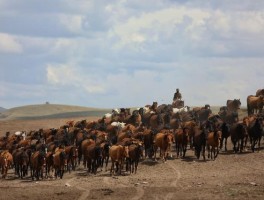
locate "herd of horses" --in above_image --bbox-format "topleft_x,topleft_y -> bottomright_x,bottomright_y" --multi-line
0,88 -> 263,180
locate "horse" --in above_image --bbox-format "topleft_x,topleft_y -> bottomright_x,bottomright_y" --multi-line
125,110 -> 142,127
248,116 -> 263,152
256,89 -> 264,97
84,143 -> 103,174
193,126 -> 206,160
30,150 -> 46,180
143,129 -> 155,159
218,110 -> 239,125
109,145 -> 129,175
149,113 -> 165,133
100,142 -> 111,171
65,145 -> 78,172
174,128 -> 190,158
206,131 -> 222,160
12,148 -> 30,179
0,150 -> 13,179
226,99 -> 241,112
53,149 -> 68,179
247,95 -> 264,115
182,120 -> 197,149
145,102 -> 158,112
153,132 -> 174,162
172,99 -> 184,108
45,151 -> 54,178
81,139 -> 96,167
230,122 -> 248,153
219,122 -> 231,151
156,104 -> 173,114
194,108 -> 212,125
126,142 -> 143,174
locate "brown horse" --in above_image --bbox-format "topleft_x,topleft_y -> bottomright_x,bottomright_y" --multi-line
66,120 -> 75,127
153,132 -> 174,162
0,150 -> 13,179
256,89 -> 264,97
12,148 -> 30,179
206,131 -> 222,160
226,99 -> 241,112
30,151 -> 46,180
65,145 -> 78,172
80,138 -> 95,166
45,151 -> 54,178
149,114 -> 165,133
126,142 -> 143,174
174,128 -> 190,158
125,110 -> 142,127
145,102 -> 158,112
247,95 -> 264,115
53,149 -> 68,179
109,145 -> 129,175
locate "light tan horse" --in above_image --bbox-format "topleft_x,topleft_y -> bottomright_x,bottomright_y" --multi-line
247,95 -> 264,115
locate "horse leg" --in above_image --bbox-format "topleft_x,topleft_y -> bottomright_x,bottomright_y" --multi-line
224,138 -> 228,152
176,143 -> 179,158
207,145 -> 210,159
258,137 -> 261,151
220,138 -> 223,150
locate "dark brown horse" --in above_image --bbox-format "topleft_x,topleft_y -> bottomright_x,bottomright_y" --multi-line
125,110 -> 142,127
174,128 -> 190,158
219,122 -> 231,151
226,99 -> 241,112
149,114 -> 165,133
248,116 -> 263,152
256,89 -> 264,97
193,126 -> 206,160
12,148 -> 30,179
230,122 -> 248,153
84,143 -> 103,174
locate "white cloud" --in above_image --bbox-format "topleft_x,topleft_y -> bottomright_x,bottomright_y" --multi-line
0,33 -> 23,53
59,14 -> 84,34
46,64 -> 105,93
109,6 -> 210,48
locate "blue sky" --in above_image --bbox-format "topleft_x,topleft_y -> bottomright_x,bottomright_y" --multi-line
0,0 -> 264,109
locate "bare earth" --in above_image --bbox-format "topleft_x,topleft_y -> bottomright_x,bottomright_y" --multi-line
0,117 -> 264,200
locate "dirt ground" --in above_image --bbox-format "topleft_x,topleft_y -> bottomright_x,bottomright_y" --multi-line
0,117 -> 264,200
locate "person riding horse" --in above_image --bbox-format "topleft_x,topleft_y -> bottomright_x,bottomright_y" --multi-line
173,88 -> 182,101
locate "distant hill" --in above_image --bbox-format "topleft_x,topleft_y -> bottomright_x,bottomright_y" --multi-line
0,104 -> 111,120
0,104 -> 248,120
0,107 -> 6,112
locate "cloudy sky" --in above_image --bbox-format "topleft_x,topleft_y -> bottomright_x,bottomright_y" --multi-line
0,0 -> 264,109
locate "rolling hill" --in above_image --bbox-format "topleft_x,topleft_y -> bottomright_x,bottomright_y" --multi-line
0,104 -> 111,120
0,103 -> 248,120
